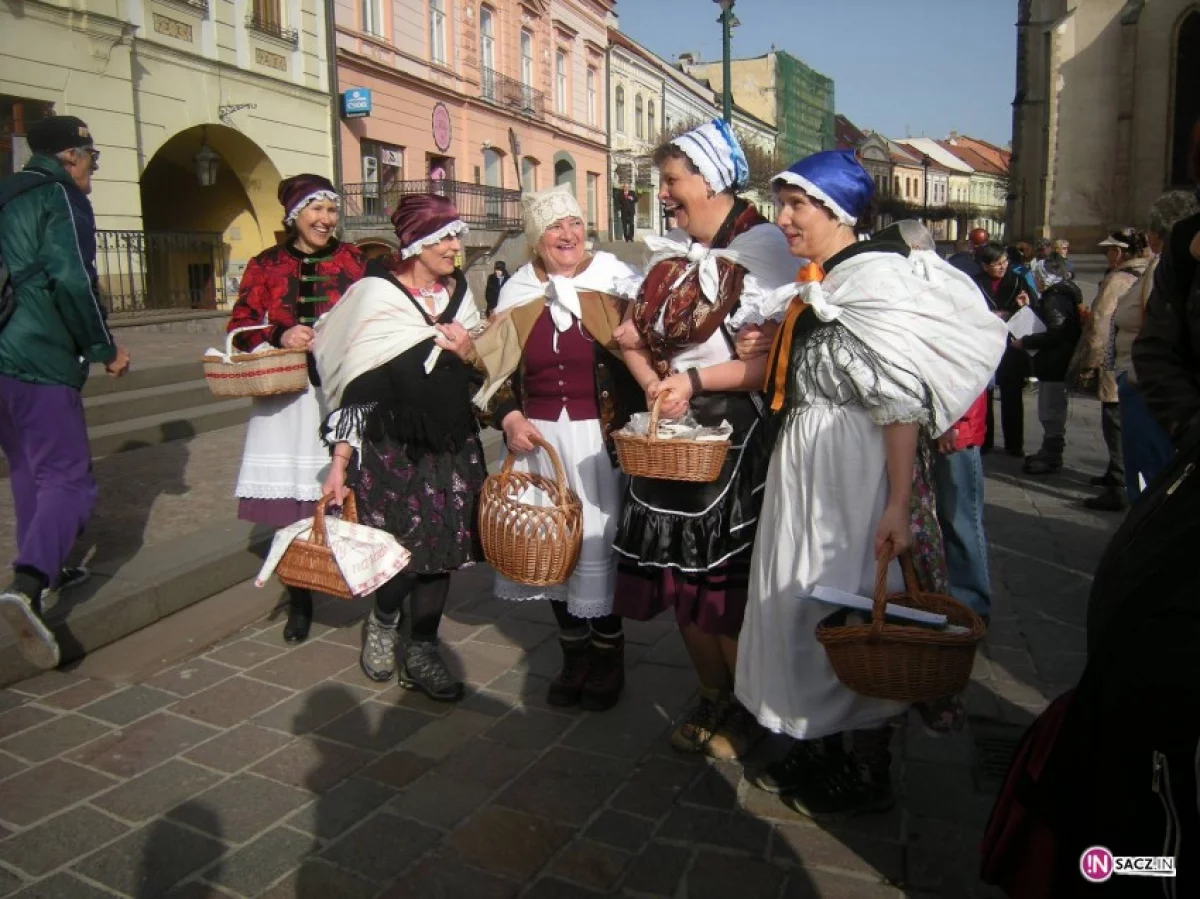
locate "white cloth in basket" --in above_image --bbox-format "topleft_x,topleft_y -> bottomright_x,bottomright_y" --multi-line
256,514 -> 412,597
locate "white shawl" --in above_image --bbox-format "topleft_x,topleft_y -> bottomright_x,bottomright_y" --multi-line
641,223 -> 799,307
493,251 -> 639,334
764,250 -> 1007,434
313,275 -> 481,409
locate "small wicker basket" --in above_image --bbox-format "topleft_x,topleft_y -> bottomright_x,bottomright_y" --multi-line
276,493 -> 358,600
203,323 -> 310,398
613,392 -> 731,483
479,437 -> 583,587
815,552 -> 986,703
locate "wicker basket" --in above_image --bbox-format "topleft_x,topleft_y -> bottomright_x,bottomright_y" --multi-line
479,437 -> 583,587
613,392 -> 731,483
203,324 -> 310,398
815,552 -> 986,702
276,493 -> 358,600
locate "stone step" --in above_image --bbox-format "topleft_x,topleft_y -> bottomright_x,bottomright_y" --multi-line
83,379 -> 219,428
82,360 -> 206,399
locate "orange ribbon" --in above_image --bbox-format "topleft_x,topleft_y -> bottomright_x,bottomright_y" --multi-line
765,261 -> 824,412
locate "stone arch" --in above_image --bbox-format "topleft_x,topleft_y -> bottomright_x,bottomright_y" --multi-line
1169,7 -> 1200,185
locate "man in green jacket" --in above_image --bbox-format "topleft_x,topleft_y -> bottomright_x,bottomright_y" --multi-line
0,115 -> 130,670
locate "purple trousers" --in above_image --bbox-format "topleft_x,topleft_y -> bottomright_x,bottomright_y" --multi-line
0,376 -> 96,581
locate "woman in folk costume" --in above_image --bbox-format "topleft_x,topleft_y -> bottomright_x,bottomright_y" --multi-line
735,151 -> 1006,818
315,194 -> 487,702
474,185 -> 642,711
610,119 -> 799,760
229,174 -> 365,644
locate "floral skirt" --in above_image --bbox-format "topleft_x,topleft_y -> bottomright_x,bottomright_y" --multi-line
352,432 -> 486,575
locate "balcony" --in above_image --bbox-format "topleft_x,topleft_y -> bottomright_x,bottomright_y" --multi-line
245,11 -> 299,45
480,67 -> 546,121
96,231 -> 230,313
342,180 -> 523,231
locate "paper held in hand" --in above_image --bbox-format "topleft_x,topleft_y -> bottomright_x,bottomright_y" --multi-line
1006,306 -> 1046,340
807,585 -> 950,628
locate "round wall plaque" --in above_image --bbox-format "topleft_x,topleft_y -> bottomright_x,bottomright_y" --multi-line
432,103 -> 452,152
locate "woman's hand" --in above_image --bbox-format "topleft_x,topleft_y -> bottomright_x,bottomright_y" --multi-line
935,429 -> 958,455
434,322 -> 475,361
873,503 -> 911,561
1015,291 -> 1030,308
501,411 -> 543,453
735,322 -> 779,360
613,320 -> 645,351
281,325 -> 315,350
323,456 -> 351,506
648,375 -> 691,419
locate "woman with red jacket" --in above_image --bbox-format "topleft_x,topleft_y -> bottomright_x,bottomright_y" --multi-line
228,174 -> 365,643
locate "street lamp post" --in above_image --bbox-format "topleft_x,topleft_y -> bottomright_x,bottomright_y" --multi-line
714,0 -> 735,124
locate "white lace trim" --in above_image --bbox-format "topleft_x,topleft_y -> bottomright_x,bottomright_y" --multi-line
235,484 -> 326,501
400,220 -> 469,259
494,581 -> 616,619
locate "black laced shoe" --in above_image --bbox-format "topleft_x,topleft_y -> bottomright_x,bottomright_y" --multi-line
399,640 -> 464,702
781,753 -> 896,821
751,738 -> 835,793
669,689 -> 729,753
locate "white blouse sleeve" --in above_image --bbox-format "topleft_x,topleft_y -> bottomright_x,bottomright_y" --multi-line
727,272 -> 791,331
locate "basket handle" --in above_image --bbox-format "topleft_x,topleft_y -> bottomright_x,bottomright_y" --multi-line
226,319 -> 274,357
869,546 -> 921,641
647,391 -> 664,442
500,435 -> 571,502
310,491 -> 358,548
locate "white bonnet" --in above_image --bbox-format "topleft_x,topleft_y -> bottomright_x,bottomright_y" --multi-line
522,185 -> 584,247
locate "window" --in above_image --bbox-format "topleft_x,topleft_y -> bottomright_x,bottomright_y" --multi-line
586,68 -> 597,126
522,156 -> 538,191
646,99 -> 655,139
252,0 -> 282,29
893,176 -> 900,194
479,7 -> 495,99
429,0 -> 446,65
615,86 -> 625,133
362,0 -> 381,36
635,95 -> 643,139
555,50 -> 567,114
520,29 -> 533,88
586,172 -> 599,228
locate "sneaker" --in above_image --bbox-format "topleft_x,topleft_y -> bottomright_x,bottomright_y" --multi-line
751,738 -> 838,794
0,589 -> 60,670
705,701 -> 765,760
399,640 -> 464,702
547,636 -> 591,707
360,614 -> 400,682
580,634 -> 625,712
670,689 -> 729,754
781,753 -> 895,821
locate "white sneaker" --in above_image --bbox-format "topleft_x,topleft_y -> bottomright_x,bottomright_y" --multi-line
0,590 -> 61,670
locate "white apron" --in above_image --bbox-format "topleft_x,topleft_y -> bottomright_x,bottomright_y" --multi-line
234,384 -> 330,503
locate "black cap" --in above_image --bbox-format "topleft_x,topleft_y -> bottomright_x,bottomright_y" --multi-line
27,116 -> 95,156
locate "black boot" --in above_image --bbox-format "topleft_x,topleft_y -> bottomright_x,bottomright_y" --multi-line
399,639 -> 464,702
282,589 -> 313,644
547,636 -> 591,707
580,633 -> 624,712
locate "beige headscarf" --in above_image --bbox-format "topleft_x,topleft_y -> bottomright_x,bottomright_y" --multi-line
521,185 -> 584,247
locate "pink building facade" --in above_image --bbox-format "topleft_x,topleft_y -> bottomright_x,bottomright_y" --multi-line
335,0 -> 612,242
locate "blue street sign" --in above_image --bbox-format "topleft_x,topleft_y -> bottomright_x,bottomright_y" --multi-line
342,88 -> 372,118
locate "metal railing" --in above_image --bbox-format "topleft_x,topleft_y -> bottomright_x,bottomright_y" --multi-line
96,230 -> 230,313
246,11 -> 298,44
342,180 -> 523,230
480,67 -> 545,120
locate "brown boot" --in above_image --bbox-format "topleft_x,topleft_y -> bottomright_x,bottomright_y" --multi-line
547,636 -> 591,707
705,701 -> 766,760
580,633 -> 625,712
670,687 -> 730,753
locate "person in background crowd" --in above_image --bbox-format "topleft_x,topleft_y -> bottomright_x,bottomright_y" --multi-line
317,195 -> 486,703
974,243 -> 1033,456
617,183 -> 639,243
0,115 -> 130,670
227,175 -> 365,644
611,119 -> 798,762
1051,238 -> 1075,277
484,260 -> 508,317
1019,256 -> 1083,475
946,226 -> 990,278
476,185 -> 642,711
1068,228 -> 1150,512
735,155 -> 1005,818
1008,242 -> 1039,297
1110,191 -> 1199,502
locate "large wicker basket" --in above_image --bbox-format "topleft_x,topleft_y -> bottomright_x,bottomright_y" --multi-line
203,324 -> 310,398
815,552 -> 986,702
613,392 -> 731,483
479,437 -> 583,587
276,493 -> 357,600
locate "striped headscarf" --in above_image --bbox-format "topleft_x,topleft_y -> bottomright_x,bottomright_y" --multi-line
669,119 -> 750,194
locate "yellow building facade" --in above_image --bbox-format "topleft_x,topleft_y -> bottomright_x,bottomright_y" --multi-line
1,0 -> 335,311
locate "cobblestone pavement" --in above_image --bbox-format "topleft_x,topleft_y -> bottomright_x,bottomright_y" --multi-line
0,395 -> 1122,899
